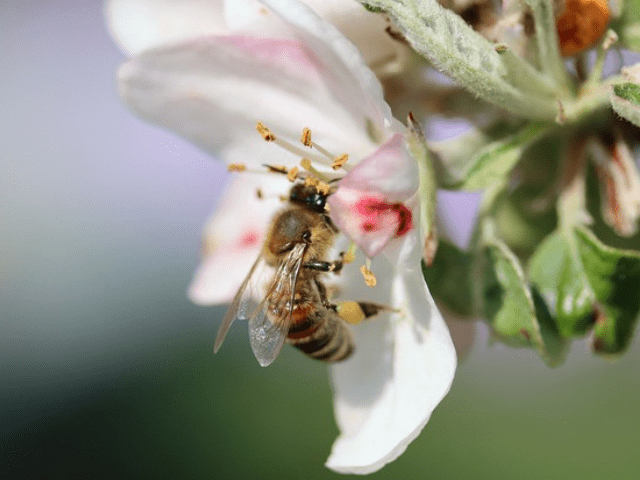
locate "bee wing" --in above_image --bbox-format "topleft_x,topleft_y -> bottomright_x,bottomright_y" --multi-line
214,253 -> 269,354
248,243 -> 307,367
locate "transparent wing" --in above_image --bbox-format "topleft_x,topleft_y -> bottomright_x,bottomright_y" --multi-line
248,243 -> 307,367
214,253 -> 270,353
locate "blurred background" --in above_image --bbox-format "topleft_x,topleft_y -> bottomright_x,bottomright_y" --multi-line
1,1 -> 639,479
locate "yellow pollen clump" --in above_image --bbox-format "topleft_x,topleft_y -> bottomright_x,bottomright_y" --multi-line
256,122 -> 276,141
332,154 -> 349,170
360,265 -> 377,287
227,163 -> 247,172
301,127 -> 312,147
287,166 -> 299,182
337,301 -> 365,325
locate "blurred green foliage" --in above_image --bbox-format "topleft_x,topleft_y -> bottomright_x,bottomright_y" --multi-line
2,317 -> 639,480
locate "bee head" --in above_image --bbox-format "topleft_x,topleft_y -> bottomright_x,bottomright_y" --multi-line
269,208 -> 316,254
289,183 -> 329,213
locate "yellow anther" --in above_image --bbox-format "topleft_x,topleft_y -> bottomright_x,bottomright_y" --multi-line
227,163 -> 247,172
287,166 -> 299,182
360,265 -> 377,287
301,127 -> 312,147
316,181 -> 331,195
331,154 -> 349,170
300,158 -> 313,171
256,122 -> 276,141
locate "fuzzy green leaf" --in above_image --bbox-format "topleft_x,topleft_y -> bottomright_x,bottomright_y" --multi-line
611,82 -> 640,127
528,227 -> 640,354
459,122 -> 550,191
429,121 -> 551,190
575,228 -> 640,354
480,235 -> 564,364
613,83 -> 640,103
357,0 -> 558,119
528,232 -> 596,337
422,240 -> 474,316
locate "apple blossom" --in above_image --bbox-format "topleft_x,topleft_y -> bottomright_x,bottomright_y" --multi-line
106,0 -> 455,474
104,0 -> 410,75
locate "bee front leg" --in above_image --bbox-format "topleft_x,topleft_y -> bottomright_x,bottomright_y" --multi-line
304,258 -> 343,274
304,251 -> 349,274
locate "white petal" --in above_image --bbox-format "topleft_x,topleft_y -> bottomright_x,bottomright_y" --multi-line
105,0 -> 229,56
262,0 -> 398,132
298,0 -> 407,73
117,35 -> 376,167
327,262 -> 456,474
188,174 -> 287,305
326,228 -> 456,474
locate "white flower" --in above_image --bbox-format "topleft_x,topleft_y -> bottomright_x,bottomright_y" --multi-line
105,0 -> 408,74
106,0 -> 456,474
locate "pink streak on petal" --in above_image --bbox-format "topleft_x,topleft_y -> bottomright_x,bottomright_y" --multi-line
238,230 -> 260,248
354,197 -> 413,238
215,36 -> 319,77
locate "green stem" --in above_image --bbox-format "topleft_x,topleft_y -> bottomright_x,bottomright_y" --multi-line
525,0 -> 574,95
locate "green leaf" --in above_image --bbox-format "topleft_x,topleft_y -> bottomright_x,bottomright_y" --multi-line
430,121 -> 552,190
357,0 -> 559,119
493,134 -> 562,255
528,226 -> 640,354
460,122 -> 551,191
528,232 -> 596,337
422,240 -> 474,316
613,82 -> 640,103
611,82 -> 640,128
480,234 -> 564,364
575,228 -> 640,354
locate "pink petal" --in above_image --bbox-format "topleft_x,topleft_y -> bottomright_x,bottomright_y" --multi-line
327,134 -> 419,257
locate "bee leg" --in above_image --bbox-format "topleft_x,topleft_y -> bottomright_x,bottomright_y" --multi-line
336,301 -> 395,324
304,258 -> 343,274
313,278 -> 337,311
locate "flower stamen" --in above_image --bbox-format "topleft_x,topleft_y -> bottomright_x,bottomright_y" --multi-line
300,158 -> 331,184
360,263 -> 377,287
332,154 -> 349,170
256,122 -> 334,167
300,127 -> 353,172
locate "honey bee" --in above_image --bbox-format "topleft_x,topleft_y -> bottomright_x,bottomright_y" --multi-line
214,181 -> 388,366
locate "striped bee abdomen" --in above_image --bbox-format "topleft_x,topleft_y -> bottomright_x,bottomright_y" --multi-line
286,309 -> 354,363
